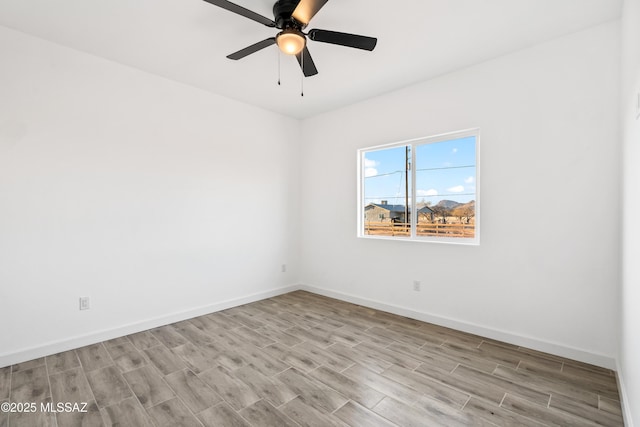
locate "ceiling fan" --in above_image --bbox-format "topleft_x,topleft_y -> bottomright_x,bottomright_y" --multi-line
202,0 -> 377,77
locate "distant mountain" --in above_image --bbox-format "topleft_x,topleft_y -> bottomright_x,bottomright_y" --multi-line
435,200 -> 462,209
455,200 -> 475,212
461,200 -> 475,210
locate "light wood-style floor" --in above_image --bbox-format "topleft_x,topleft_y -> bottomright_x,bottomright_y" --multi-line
0,291 -> 624,426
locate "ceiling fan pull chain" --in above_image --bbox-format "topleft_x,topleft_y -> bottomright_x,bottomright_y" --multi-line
300,53 -> 304,97
277,49 -> 281,86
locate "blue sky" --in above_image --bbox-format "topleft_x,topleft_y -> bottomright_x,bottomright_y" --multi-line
363,136 -> 476,206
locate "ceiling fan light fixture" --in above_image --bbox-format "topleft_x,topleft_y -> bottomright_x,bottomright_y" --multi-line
276,29 -> 306,55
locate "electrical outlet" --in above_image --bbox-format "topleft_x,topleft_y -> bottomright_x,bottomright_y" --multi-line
413,280 -> 421,292
281,264 -> 287,273
79,297 -> 90,311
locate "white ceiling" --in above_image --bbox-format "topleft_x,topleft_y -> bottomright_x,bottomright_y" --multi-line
0,0 -> 621,119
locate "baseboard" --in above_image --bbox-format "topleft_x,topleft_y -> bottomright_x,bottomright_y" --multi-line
0,284 -> 300,368
299,284 -> 617,370
2,283 -> 618,372
616,360 -> 635,427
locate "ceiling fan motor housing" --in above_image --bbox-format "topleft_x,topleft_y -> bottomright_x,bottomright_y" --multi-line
273,0 -> 304,29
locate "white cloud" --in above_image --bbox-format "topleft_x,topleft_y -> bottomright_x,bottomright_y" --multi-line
364,158 -> 378,168
417,189 -> 438,197
447,185 -> 465,193
364,167 -> 378,177
364,158 -> 379,177
464,176 -> 474,184
452,148 -> 458,154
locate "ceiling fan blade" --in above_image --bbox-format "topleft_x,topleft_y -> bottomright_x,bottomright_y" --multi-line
227,38 -> 276,60
308,29 -> 377,51
292,0 -> 328,25
202,0 -> 276,27
295,46 -> 318,77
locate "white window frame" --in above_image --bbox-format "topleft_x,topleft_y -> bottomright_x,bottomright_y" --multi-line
357,128 -> 480,245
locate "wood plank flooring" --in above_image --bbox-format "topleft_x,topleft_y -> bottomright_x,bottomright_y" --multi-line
0,291 -> 624,426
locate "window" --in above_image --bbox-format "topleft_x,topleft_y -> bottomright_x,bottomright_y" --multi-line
358,129 -> 479,244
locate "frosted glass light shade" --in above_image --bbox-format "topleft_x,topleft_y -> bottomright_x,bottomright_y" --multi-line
276,30 -> 306,55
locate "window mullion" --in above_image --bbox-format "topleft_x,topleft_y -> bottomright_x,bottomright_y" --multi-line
411,143 -> 417,238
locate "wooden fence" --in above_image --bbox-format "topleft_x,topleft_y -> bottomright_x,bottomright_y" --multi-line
364,222 -> 475,238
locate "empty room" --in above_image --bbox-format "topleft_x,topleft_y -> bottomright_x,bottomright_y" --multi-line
1,0 -> 639,426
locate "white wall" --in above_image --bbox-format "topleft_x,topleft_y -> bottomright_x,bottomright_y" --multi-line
299,22 -> 621,367
0,26 -> 300,366
621,0 -> 640,424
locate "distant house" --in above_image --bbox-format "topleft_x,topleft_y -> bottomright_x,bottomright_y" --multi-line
364,201 -> 434,223
364,201 -> 406,223
417,205 -> 435,222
